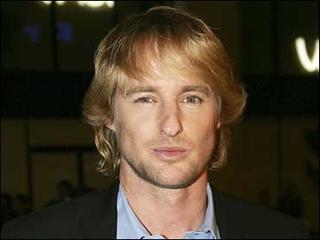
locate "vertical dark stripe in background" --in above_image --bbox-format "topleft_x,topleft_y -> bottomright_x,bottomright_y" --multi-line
271,2 -> 284,203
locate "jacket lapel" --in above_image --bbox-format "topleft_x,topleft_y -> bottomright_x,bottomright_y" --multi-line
76,181 -> 243,238
211,185 -> 244,239
79,181 -> 119,239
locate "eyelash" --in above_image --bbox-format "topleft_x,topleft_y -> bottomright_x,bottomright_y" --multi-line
134,96 -> 156,104
134,96 -> 203,105
183,96 -> 203,105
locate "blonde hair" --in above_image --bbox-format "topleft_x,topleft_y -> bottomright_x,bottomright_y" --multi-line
83,6 -> 247,176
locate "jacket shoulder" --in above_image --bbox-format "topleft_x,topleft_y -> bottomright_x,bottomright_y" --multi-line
214,191 -> 310,239
1,188 -> 118,239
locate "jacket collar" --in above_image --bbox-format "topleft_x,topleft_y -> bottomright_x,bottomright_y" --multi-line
211,184 -> 244,239
76,181 -> 239,239
79,181 -> 119,239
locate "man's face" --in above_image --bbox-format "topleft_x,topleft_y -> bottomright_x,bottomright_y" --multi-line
111,72 -> 220,189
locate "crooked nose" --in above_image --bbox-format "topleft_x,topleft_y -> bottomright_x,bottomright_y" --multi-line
160,107 -> 183,137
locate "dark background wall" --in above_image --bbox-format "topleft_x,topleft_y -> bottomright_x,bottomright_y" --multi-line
1,1 -> 318,237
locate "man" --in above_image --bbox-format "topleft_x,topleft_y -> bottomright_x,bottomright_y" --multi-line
2,6 -> 309,239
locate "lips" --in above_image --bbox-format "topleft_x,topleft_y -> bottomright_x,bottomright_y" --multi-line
153,147 -> 189,159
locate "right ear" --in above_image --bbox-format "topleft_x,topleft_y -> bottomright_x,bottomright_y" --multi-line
217,121 -> 221,129
109,123 -> 116,131
105,118 -> 115,131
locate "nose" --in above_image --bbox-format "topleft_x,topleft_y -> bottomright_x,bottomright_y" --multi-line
159,102 -> 183,137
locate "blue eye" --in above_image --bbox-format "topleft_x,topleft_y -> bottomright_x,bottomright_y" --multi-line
184,96 -> 203,105
135,96 -> 155,104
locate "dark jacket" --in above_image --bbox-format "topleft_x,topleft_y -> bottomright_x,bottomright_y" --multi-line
1,182 -> 309,239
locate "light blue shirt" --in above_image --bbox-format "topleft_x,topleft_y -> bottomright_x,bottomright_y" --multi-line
116,183 -> 220,239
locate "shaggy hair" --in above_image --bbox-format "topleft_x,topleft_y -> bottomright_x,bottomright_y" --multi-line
83,6 -> 247,176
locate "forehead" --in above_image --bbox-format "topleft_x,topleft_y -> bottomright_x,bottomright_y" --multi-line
121,71 -> 212,94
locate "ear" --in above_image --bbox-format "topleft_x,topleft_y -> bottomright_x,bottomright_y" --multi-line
105,118 -> 116,131
108,123 -> 116,131
217,121 -> 221,129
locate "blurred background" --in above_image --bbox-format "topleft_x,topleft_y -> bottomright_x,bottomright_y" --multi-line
1,1 -> 318,237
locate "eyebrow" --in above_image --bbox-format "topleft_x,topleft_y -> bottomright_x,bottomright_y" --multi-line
124,85 -> 211,97
180,85 -> 211,97
124,86 -> 156,96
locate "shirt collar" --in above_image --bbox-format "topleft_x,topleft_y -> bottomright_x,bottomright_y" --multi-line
116,182 -> 220,239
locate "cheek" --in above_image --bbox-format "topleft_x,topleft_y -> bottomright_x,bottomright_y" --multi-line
202,126 -> 216,152
194,122 -> 216,152
185,111 -> 217,153
115,106 -> 155,150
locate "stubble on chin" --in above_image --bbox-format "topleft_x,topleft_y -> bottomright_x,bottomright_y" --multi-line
121,154 -> 207,190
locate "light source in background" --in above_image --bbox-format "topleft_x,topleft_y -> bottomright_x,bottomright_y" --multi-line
40,1 -> 114,8
41,1 -> 66,5
77,1 -> 114,8
295,37 -> 319,73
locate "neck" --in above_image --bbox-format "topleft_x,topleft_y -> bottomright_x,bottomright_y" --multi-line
119,160 -> 208,239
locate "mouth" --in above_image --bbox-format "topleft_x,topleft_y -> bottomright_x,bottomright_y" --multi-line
153,147 -> 189,160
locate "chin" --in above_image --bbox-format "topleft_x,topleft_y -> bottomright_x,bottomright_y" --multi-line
123,152 -> 207,189
143,165 -> 206,190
